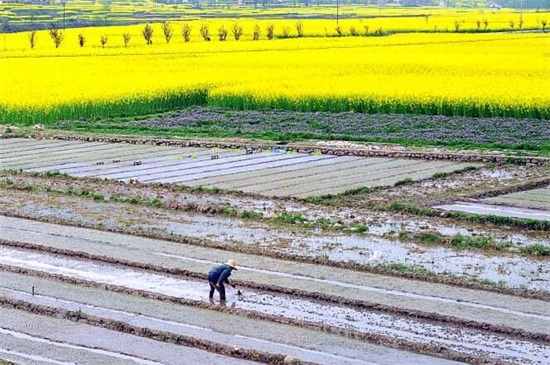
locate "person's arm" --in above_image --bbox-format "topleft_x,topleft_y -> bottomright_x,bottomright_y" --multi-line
217,268 -> 232,286
225,278 -> 236,288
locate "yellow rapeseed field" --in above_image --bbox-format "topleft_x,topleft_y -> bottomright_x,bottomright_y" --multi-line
0,15 -> 549,122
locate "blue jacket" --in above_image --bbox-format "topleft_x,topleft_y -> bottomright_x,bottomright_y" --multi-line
208,264 -> 233,286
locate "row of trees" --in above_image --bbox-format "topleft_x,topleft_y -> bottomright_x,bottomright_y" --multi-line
30,18 -> 547,49
28,25 -> 129,49
31,21 -> 288,49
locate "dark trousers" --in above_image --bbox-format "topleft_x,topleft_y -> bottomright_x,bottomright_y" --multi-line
208,273 -> 226,301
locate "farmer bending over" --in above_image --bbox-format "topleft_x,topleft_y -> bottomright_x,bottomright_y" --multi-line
208,259 -> 237,302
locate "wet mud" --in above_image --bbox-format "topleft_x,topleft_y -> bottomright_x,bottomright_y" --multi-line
1,203 -> 548,298
2,136 -> 550,365
1,237 -> 547,344
2,169 -> 549,238
0,298 -> 290,365
0,265 -> 540,365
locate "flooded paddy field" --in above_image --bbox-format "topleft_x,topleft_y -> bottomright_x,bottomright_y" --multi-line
0,247 -> 549,365
1,136 -> 549,364
0,306 -> 263,365
0,270 -> 471,365
0,213 -> 549,363
0,200 -> 549,293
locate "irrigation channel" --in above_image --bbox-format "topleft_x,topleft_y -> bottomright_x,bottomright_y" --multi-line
1,136 -> 549,364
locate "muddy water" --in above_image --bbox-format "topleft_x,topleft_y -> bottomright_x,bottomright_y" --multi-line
1,192 -> 549,292
0,270 -> 473,365
0,308 -> 260,365
1,288 -> 378,365
2,172 -> 548,246
0,247 -> 548,364
0,347 -> 78,365
157,253 -> 549,322
0,328 -> 162,365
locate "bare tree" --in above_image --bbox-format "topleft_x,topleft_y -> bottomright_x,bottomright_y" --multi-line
266,24 -> 275,40
454,20 -> 461,31
200,24 -> 210,41
48,24 -> 64,48
253,24 -> 260,41
123,32 -> 131,47
142,23 -> 153,45
28,30 -> 37,49
218,25 -> 228,41
100,34 -> 108,48
162,21 -> 173,44
296,21 -> 304,37
232,23 -> 243,41
78,33 -> 86,47
182,23 -> 192,42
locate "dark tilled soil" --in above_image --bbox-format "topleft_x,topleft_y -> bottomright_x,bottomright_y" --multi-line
53,106 -> 550,148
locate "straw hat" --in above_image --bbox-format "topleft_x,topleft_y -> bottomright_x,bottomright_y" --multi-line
226,259 -> 238,270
